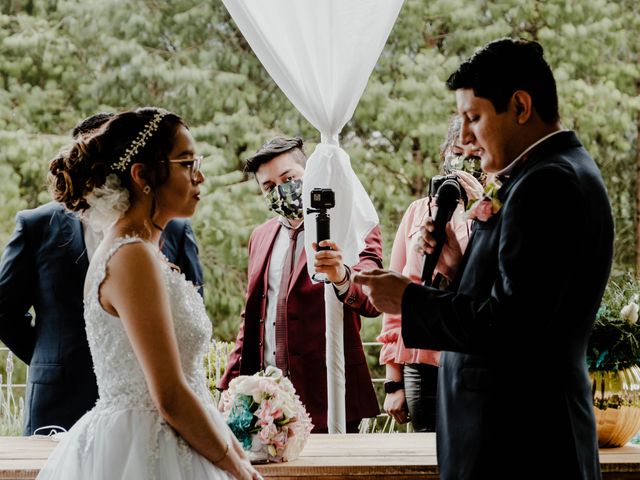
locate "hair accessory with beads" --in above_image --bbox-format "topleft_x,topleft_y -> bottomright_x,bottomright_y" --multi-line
111,110 -> 168,172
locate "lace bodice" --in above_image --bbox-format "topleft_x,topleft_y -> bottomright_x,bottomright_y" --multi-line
37,236 -> 233,479
84,236 -> 213,411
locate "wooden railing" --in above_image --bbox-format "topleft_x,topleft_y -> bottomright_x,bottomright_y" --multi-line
0,341 -> 406,434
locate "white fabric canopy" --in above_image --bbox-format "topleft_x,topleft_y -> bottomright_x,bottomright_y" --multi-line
223,0 -> 404,433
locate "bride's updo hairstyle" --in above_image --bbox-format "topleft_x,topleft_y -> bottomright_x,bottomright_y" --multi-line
49,107 -> 185,214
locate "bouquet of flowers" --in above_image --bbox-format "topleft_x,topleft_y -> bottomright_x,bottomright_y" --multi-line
587,274 -> 640,371
219,366 -> 313,463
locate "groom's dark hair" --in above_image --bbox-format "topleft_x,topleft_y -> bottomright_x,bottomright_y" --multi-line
447,38 -> 559,124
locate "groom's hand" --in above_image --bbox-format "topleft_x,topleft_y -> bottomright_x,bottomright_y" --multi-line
352,269 -> 411,314
416,218 -> 463,281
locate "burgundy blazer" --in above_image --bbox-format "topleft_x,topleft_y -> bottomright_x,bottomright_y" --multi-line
219,218 -> 382,431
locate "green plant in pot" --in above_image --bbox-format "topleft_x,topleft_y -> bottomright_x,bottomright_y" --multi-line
587,274 -> 640,447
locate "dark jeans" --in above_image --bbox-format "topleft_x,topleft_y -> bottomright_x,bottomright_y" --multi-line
403,363 -> 438,432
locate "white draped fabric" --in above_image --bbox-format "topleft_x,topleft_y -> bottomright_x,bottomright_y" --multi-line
222,0 -> 404,433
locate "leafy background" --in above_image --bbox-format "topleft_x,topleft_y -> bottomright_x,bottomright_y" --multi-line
1,0 -> 639,409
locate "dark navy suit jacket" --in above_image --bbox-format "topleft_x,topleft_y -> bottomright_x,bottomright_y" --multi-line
402,131 -> 613,480
0,201 -> 203,435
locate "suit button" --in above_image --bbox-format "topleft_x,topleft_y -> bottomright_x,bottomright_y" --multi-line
259,341 -> 263,346
261,293 -> 266,298
259,318 -> 264,323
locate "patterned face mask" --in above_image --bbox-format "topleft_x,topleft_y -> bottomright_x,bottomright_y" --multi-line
443,153 -> 484,179
265,178 -> 304,220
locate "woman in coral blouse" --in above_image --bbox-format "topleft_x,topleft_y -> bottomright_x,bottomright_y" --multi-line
377,117 -> 484,431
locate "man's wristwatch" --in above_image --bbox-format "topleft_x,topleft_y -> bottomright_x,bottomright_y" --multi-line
383,379 -> 405,394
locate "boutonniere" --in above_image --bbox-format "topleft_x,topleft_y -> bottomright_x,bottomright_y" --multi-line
466,180 -> 503,222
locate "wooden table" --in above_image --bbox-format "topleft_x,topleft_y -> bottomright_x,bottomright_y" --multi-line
1,433 -> 639,479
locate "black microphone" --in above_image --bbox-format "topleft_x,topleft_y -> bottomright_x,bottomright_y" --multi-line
421,178 -> 462,286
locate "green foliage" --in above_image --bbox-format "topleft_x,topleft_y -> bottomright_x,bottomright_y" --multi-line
0,0 -> 638,353
587,274 -> 640,371
204,339 -> 235,404
360,339 -> 386,408
0,351 -> 25,436
359,413 -> 413,434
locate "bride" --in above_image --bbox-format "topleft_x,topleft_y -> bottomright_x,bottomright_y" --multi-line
38,107 -> 261,480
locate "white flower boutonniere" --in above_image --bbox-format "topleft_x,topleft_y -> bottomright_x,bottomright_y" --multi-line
621,301 -> 639,325
466,180 -> 503,222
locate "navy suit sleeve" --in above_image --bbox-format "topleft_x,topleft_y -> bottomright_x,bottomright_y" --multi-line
0,213 -> 37,363
402,165 -> 588,355
162,220 -> 205,298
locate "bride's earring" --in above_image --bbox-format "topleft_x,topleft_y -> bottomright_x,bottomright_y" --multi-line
143,185 -> 151,195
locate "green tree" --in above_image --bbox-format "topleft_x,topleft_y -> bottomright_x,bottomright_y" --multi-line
0,0 -> 638,356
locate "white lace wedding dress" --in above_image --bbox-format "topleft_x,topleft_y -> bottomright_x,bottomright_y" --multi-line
37,237 -> 233,479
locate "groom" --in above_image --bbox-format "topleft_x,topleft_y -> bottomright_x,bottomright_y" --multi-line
355,39 -> 613,479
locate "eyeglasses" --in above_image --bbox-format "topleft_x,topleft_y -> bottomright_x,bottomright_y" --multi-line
166,155 -> 203,182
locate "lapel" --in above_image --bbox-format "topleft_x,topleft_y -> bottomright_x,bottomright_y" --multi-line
249,219 -> 309,297
454,131 -> 583,293
451,226 -> 477,291
498,130 -> 581,202
288,226 -> 309,295
57,206 -> 89,271
250,220 -> 281,295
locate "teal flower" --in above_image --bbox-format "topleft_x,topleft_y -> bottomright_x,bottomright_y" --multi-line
227,394 -> 256,449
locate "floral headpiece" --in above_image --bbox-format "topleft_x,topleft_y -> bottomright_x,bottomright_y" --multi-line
111,110 -> 168,172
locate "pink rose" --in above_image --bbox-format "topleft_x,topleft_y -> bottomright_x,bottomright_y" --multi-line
256,399 -> 284,424
469,198 -> 493,222
272,430 -> 288,450
257,423 -> 278,443
465,180 -> 503,222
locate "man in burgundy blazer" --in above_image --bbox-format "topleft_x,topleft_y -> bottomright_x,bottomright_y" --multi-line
218,137 -> 381,432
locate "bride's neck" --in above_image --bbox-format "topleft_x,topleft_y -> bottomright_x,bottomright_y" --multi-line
111,208 -> 165,246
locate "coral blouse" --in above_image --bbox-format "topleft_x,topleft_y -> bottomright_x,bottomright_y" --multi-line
377,197 -> 471,367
